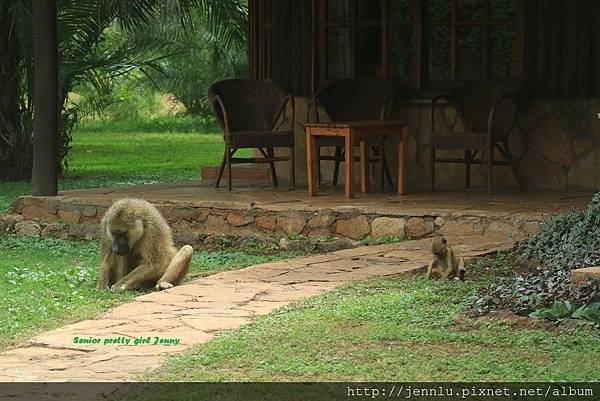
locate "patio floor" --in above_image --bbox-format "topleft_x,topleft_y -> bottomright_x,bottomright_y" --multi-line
12,180 -> 593,241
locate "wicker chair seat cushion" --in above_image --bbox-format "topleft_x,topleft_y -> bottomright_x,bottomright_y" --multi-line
431,132 -> 489,150
225,130 -> 293,148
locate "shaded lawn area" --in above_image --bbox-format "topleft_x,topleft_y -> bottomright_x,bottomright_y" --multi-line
0,120 -> 251,212
0,236 -> 304,351
151,272 -> 599,381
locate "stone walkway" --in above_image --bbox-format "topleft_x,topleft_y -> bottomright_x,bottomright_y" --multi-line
0,235 -> 512,382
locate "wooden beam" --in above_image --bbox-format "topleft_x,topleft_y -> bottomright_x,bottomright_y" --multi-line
31,0 -> 58,196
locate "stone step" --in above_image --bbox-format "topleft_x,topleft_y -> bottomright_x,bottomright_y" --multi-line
571,266 -> 600,287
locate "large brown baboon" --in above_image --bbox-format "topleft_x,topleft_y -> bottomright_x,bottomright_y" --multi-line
97,198 -> 193,292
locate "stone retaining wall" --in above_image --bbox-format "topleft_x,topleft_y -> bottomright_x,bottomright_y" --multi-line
9,196 -> 542,242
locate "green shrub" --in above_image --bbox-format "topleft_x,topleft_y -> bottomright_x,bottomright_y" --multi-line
470,265 -> 574,316
469,192 -> 600,318
529,300 -> 579,321
516,191 -> 600,269
530,300 -> 600,324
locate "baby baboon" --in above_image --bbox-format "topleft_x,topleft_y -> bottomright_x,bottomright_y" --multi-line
97,198 -> 193,292
427,236 -> 465,280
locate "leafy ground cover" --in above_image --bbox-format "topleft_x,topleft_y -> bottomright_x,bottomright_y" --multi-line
0,236 -> 304,351
151,267 -> 599,381
471,192 -> 600,321
0,118 -> 250,212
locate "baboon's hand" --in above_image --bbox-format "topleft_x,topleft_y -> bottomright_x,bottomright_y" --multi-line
155,281 -> 174,290
110,283 -> 128,293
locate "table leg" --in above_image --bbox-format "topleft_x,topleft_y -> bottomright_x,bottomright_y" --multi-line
398,125 -> 409,195
378,135 -> 385,191
344,128 -> 354,199
306,128 -> 318,196
360,137 -> 370,193
316,137 -> 321,189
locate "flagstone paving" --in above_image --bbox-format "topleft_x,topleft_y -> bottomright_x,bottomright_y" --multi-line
0,234 -> 512,382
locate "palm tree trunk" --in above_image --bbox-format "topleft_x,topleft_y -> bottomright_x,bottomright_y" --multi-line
0,0 -> 30,181
31,0 -> 58,195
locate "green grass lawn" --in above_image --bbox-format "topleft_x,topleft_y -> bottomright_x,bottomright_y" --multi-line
2,118 -> 596,381
0,236 -> 304,351
0,118 -> 251,212
150,260 -> 599,382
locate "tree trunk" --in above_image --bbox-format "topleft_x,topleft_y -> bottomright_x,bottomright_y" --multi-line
0,0 -> 30,181
31,0 -> 58,195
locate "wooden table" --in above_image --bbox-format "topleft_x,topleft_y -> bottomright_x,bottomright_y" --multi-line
305,121 -> 409,199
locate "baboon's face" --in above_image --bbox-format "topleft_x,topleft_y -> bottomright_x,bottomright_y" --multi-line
107,218 -> 144,256
431,237 -> 447,258
110,231 -> 129,255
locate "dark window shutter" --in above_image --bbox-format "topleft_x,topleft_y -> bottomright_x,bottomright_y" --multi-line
271,0 -> 313,96
524,0 -> 600,98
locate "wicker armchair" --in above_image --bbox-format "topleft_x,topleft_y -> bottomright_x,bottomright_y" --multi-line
209,79 -> 295,190
430,80 -> 524,194
311,78 -> 395,188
